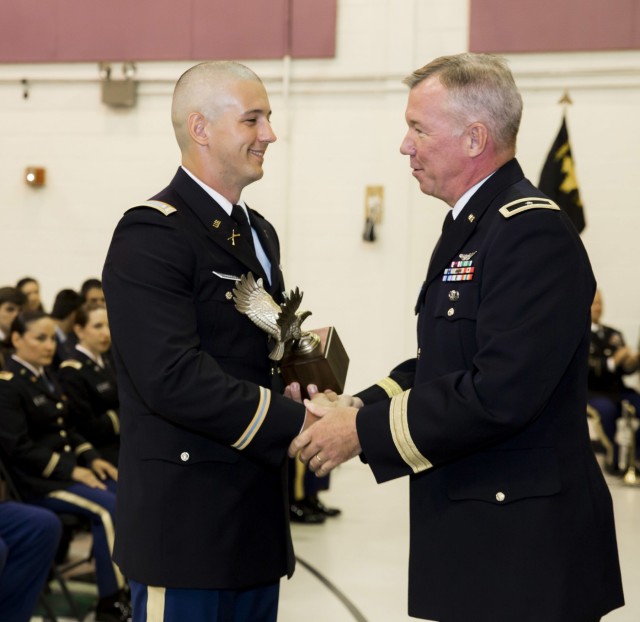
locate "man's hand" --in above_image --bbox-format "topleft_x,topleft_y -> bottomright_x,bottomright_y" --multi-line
288,400 -> 362,476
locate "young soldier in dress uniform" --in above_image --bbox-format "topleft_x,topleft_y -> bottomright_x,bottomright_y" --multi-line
291,53 -> 624,622
0,311 -> 130,622
103,61 -> 313,622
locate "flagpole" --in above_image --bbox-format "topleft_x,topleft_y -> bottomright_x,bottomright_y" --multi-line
558,90 -> 573,106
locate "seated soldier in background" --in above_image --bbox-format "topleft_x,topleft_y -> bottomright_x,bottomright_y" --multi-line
588,289 -> 640,472
80,278 -> 106,307
0,287 -> 26,369
49,289 -> 84,371
58,303 -> 120,466
15,277 -> 44,313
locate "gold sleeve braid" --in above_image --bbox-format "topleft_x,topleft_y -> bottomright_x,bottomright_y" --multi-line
377,377 -> 404,398
42,452 -> 61,478
389,390 -> 433,473
232,387 -> 271,450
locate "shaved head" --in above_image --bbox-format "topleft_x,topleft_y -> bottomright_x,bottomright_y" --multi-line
171,61 -> 263,152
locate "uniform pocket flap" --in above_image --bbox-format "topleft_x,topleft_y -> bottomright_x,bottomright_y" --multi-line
445,447 -> 561,505
139,419 -> 239,465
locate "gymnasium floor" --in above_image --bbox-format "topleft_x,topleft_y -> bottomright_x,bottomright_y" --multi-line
34,458 -> 639,621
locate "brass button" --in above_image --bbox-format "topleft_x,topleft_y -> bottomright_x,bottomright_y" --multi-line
57,418 -> 64,424
447,308 -> 455,317
448,290 -> 460,301
496,492 -> 506,502
225,291 -> 233,300
180,452 -> 190,462
56,402 -> 64,410
59,430 -> 67,438
64,445 -> 71,452
468,214 -> 476,223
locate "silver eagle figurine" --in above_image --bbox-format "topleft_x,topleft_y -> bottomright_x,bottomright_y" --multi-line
232,272 -> 312,361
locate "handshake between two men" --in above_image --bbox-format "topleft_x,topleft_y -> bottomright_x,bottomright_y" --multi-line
285,383 -> 364,477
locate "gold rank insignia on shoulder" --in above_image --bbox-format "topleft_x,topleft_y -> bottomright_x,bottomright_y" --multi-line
132,200 -> 177,216
0,371 -> 13,381
499,197 -> 560,219
60,360 -> 82,370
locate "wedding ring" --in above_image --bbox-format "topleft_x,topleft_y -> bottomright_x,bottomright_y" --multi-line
315,454 -> 322,463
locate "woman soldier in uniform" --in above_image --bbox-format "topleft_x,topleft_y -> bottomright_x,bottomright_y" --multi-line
58,303 -> 120,466
0,310 -> 130,622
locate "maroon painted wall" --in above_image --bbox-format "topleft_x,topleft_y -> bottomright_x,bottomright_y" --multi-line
470,0 -> 640,53
0,0 -> 337,62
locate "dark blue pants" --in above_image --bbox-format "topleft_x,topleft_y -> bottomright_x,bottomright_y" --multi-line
29,479 -> 124,598
129,580 -> 279,622
0,501 -> 62,622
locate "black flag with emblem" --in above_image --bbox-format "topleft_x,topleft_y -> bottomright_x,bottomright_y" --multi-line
538,115 -> 586,233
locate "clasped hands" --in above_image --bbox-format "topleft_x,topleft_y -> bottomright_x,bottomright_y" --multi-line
285,383 -> 364,477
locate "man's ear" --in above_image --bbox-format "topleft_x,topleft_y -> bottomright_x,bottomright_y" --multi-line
467,122 -> 488,157
187,112 -> 209,146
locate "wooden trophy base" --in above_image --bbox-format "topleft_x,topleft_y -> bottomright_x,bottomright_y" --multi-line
280,326 -> 349,399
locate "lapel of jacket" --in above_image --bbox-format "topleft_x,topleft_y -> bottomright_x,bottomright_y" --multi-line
424,159 -> 524,287
170,169 -> 268,281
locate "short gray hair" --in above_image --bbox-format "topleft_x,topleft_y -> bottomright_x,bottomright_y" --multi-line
403,53 -> 522,153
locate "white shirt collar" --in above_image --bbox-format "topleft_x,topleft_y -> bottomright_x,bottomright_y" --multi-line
11,354 -> 43,377
451,172 -> 494,220
181,166 -> 249,221
75,344 -> 104,368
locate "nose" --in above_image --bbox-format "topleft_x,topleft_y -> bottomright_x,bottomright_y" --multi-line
400,133 -> 414,156
260,120 -> 277,144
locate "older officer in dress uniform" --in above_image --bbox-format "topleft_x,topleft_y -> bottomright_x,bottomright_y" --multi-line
102,61 -> 309,622
291,53 -> 624,622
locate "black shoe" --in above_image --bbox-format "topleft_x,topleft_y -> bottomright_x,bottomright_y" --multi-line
304,495 -> 342,517
290,502 -> 325,524
95,589 -> 132,622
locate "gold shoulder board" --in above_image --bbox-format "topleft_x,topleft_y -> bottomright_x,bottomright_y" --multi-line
60,360 -> 83,370
0,371 -> 14,381
130,200 -> 177,216
499,197 -> 560,219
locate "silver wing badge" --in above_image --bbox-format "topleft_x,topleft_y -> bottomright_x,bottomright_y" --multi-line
232,272 -> 314,361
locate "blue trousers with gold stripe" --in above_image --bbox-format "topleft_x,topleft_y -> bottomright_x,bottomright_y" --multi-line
129,580 -> 279,622
28,479 -> 124,598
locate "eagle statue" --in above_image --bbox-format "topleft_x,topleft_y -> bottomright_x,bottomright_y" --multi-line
232,272 -> 312,361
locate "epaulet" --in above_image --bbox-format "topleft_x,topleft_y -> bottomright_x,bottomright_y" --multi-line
0,371 -> 13,381
59,360 -> 83,371
499,197 -> 560,219
127,200 -> 177,216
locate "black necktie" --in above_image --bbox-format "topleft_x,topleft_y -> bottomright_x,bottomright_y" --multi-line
231,204 -> 253,244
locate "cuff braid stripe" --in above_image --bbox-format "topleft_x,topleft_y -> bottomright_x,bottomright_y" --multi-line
377,377 -> 403,398
42,452 -> 60,478
232,387 -> 271,450
390,390 -> 432,473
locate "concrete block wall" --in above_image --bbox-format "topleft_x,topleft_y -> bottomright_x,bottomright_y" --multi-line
0,0 -> 639,391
